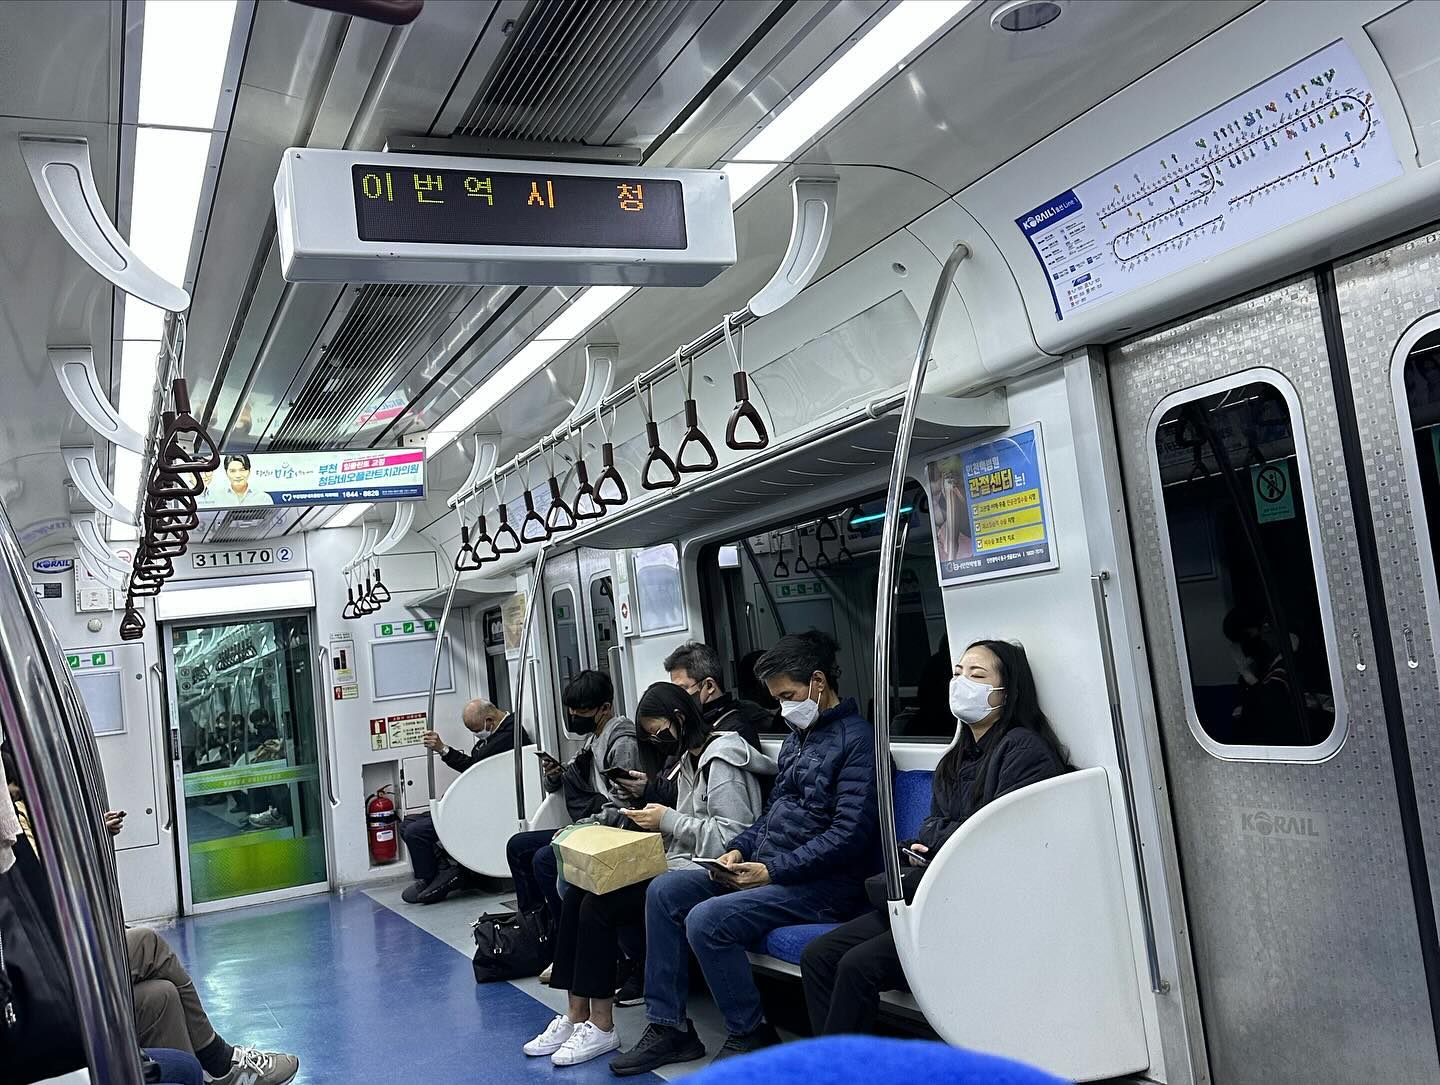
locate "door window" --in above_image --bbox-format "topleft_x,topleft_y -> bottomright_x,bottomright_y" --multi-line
551,587 -> 581,712
590,577 -> 616,677
1400,326 -> 1440,601
170,613 -> 327,904
1149,372 -> 1343,757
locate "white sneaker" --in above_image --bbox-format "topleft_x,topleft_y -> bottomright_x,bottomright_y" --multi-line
206,1046 -> 299,1085
246,807 -> 285,830
551,1020 -> 621,1066
523,1013 -> 576,1057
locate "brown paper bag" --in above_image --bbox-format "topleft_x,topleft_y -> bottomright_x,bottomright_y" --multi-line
552,824 -> 667,895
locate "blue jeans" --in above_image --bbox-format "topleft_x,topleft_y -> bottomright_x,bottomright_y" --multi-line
145,1048 -> 203,1085
644,868 -> 857,1035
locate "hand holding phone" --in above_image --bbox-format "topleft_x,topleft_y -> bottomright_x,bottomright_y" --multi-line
901,846 -> 929,867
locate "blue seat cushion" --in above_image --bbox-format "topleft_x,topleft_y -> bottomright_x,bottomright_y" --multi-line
763,922 -> 840,964
756,769 -> 936,966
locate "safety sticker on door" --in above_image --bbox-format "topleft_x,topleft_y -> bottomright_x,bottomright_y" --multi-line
1250,460 -> 1295,523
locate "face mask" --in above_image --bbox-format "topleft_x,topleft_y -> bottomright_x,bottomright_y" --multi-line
565,712 -> 596,736
646,725 -> 681,755
949,675 -> 1003,726
779,679 -> 821,731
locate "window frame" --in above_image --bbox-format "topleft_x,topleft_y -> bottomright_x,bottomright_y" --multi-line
631,543 -> 687,636
1390,313 -> 1440,682
1145,366 -> 1348,763
548,583 -> 581,719
696,477 -> 954,743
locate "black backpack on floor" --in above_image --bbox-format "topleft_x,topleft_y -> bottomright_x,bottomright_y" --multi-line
472,906 -> 552,983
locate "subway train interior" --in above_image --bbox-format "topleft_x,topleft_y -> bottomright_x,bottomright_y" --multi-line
6,0 -> 1440,1082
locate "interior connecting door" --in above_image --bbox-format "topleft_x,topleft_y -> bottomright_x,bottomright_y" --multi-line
1108,275 -> 1440,1083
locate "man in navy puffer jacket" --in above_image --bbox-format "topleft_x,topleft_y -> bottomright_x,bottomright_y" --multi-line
611,631 -> 879,1077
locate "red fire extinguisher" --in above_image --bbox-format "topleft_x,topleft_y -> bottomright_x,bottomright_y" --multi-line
366,786 -> 398,864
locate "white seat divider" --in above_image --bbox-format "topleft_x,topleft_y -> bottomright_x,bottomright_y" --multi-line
429,744 -> 548,878
890,766 -> 1149,1082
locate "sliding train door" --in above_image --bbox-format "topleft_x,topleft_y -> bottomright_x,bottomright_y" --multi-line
1333,228 -> 1440,945
1108,275 -> 1440,1083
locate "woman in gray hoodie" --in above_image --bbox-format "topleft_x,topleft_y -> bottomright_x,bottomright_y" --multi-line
524,682 -> 777,1068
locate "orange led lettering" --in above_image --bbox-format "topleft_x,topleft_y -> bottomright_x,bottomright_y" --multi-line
413,173 -> 444,204
617,183 -> 644,211
527,179 -> 556,208
464,175 -> 494,205
361,172 -> 394,201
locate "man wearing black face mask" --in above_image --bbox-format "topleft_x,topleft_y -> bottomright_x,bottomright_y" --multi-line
614,643 -> 773,808
504,671 -> 639,937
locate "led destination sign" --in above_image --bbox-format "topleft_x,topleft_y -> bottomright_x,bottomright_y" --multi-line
352,166 -> 687,250
274,148 -> 735,287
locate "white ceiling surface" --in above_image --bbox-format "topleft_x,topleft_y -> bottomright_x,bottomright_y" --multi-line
0,0 -> 1254,553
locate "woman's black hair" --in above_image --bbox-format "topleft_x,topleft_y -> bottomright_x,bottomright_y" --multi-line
225,454 -> 251,471
753,629 -> 842,692
936,639 -> 1068,806
635,682 -> 709,750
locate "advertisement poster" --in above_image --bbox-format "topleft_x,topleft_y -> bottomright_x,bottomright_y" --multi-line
925,423 -> 1058,586
328,632 -> 359,701
502,591 -> 528,653
193,448 -> 424,509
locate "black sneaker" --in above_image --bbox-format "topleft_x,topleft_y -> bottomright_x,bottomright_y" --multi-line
609,1021 -> 706,1076
711,1021 -> 780,1063
400,879 -> 427,904
614,971 -> 644,1007
416,866 -> 462,905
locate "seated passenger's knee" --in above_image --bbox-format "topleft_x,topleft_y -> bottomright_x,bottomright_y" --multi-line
682,896 -> 731,949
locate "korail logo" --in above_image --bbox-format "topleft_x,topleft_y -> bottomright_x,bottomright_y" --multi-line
31,556 -> 74,574
1239,808 -> 1326,841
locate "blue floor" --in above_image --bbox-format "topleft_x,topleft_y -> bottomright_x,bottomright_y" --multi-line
167,891 -> 663,1084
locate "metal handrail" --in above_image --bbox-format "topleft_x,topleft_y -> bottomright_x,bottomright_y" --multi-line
1091,572 -> 1170,994
315,648 -> 340,808
0,502 -> 144,1083
446,307 -> 762,511
872,242 -> 970,903
425,565 -> 465,799
149,662 -> 174,832
511,549 -> 549,824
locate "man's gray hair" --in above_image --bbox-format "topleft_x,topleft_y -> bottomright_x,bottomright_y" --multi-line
662,641 -> 723,685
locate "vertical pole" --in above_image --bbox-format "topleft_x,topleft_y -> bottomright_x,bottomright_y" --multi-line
871,242 -> 970,902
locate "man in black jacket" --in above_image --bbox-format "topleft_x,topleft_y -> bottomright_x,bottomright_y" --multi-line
618,642 -> 775,808
400,698 -> 523,904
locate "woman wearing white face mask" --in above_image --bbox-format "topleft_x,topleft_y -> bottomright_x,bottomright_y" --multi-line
800,639 -> 1067,1038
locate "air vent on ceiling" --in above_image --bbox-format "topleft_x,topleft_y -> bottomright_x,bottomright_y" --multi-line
268,283 -> 463,451
457,0 -> 690,141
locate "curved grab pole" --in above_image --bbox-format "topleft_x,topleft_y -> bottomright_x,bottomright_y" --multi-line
511,546 -> 550,826
425,562 -> 465,799
872,242 -> 970,903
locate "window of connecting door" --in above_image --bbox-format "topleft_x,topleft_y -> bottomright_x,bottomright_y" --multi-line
551,587 -> 581,714
1149,372 -> 1342,758
1399,324 -> 1440,658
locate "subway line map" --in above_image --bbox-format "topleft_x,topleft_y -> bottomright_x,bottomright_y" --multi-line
1016,41 -> 1402,321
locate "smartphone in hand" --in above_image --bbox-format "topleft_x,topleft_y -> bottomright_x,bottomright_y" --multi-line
901,846 -> 929,867
602,766 -> 634,781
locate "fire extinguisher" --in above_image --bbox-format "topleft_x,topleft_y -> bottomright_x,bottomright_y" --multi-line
366,786 -> 398,864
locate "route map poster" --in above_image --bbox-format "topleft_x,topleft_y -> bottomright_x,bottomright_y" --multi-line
925,424 -> 1058,586
1016,41 -> 1401,321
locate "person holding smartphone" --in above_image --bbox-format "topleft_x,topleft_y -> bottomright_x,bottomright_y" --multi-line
522,682 -> 776,1067
799,640 -> 1068,1038
504,671 -> 640,942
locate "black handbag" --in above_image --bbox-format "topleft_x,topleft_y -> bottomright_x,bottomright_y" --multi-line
0,847 -> 86,1084
471,906 -> 553,984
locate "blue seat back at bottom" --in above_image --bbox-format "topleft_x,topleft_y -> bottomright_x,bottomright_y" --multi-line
761,769 -> 934,964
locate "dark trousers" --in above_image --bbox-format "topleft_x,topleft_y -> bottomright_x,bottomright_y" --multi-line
800,909 -> 908,1035
400,813 -> 447,882
549,882 -> 650,999
506,828 -> 562,921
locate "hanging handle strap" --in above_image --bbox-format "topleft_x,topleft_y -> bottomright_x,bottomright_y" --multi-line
674,356 -> 717,473
722,315 -> 769,450
543,443 -> 577,533
593,403 -> 628,507
637,377 -> 679,491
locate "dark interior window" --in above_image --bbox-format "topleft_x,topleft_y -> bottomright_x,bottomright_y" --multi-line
700,482 -> 953,739
1405,328 -> 1440,581
1153,380 -> 1336,749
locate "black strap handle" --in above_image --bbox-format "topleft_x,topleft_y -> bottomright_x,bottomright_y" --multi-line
572,461 -> 606,521
371,564 -> 392,603
342,586 -> 360,620
492,503 -> 522,554
159,379 -> 221,472
119,604 -> 146,641
471,516 -> 498,565
676,400 -> 718,473
454,525 -> 482,572
544,476 -> 577,534
596,442 -> 628,507
725,371 -> 769,451
520,490 -> 550,543
641,422 -> 680,491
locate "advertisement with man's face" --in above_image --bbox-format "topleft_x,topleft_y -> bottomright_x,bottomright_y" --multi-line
196,449 -> 425,508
